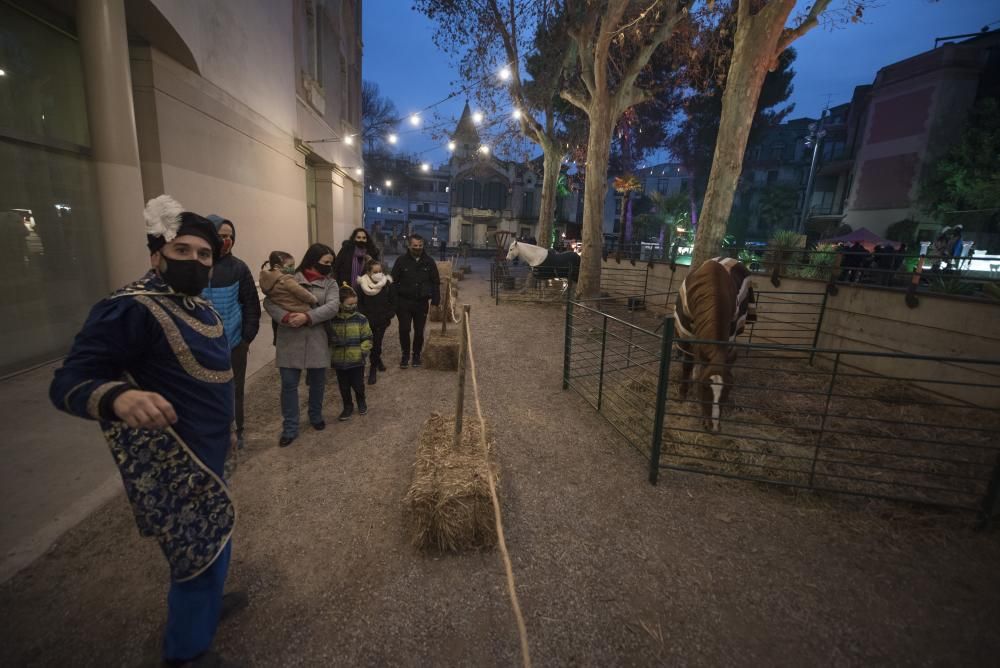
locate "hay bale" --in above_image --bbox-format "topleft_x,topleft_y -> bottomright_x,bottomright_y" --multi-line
403,412 -> 498,551
454,268 -> 465,281
421,330 -> 460,370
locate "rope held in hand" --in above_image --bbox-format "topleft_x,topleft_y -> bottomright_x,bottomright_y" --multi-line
463,317 -> 532,668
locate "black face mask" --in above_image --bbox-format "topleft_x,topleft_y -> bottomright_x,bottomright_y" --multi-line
409,248 -> 423,258
160,257 -> 212,296
315,264 -> 333,276
355,239 -> 367,247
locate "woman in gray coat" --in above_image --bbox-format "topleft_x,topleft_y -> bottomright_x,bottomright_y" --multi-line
264,243 -> 339,447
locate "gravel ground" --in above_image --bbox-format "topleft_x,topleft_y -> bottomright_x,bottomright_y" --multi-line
2,258 -> 999,667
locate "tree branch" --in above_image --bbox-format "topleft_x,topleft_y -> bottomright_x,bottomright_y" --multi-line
618,3 -> 687,97
560,89 -> 589,113
775,0 -> 831,54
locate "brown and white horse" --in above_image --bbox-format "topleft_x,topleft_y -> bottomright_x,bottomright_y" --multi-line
674,257 -> 754,432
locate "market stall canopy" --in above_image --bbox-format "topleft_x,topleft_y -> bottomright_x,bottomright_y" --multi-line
819,227 -> 901,251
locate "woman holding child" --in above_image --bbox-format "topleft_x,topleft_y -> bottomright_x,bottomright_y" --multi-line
262,243 -> 339,447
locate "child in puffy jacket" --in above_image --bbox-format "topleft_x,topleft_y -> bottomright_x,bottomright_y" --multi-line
259,251 -> 318,344
329,284 -> 372,421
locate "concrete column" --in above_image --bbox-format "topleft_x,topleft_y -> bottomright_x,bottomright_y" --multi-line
77,0 -> 148,287
313,166 -> 337,249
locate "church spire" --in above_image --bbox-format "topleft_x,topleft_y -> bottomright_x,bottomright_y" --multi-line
452,102 -> 480,149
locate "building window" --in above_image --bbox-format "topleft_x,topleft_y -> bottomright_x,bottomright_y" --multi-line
485,181 -> 505,210
304,0 -> 323,82
680,179 -> 689,192
769,143 -> 785,160
521,191 -> 534,217
0,3 -> 108,374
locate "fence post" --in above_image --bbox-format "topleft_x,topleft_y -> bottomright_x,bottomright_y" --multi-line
649,315 -> 676,485
562,297 -> 575,390
597,315 -> 608,411
441,277 -> 451,335
453,304 -> 471,449
809,290 -> 829,366
809,351 -> 840,488
826,253 -> 842,296
905,254 -> 925,309
979,452 -> 1000,529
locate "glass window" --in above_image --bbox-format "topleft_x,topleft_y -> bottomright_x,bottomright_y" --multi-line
0,3 -> 107,375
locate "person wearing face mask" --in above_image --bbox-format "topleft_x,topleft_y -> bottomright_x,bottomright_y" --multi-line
356,259 -> 396,385
391,234 -> 440,368
329,283 -> 373,420
334,226 -> 381,288
201,215 -> 261,451
263,243 -> 340,447
49,195 -> 246,667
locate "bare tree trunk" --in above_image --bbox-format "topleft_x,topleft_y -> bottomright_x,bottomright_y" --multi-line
578,107 -> 614,298
537,145 -> 562,248
692,0 -> 802,268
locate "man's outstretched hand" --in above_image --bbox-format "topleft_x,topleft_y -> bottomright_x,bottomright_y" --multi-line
113,390 -> 178,430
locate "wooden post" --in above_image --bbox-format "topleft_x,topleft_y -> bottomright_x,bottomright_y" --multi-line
453,304 -> 471,449
441,277 -> 451,335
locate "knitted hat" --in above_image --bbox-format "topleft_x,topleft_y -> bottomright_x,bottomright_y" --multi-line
144,195 -> 222,261
339,282 -> 357,302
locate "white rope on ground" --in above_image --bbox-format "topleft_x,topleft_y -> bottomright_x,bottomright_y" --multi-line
463,316 -> 532,668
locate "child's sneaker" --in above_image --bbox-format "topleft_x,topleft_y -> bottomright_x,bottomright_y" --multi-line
338,406 -> 354,421
359,401 -> 368,415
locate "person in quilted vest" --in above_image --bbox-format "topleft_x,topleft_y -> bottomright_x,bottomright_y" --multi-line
329,283 -> 373,421
202,215 -> 261,449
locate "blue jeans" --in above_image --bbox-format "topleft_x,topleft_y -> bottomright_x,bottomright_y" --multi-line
279,367 -> 326,437
163,540 -> 232,662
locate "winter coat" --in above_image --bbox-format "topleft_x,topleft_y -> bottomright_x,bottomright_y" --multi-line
334,239 -> 381,288
356,274 -> 396,327
391,252 -> 441,305
329,309 -> 373,370
200,217 -> 261,349
264,273 -> 339,369
259,267 -> 317,313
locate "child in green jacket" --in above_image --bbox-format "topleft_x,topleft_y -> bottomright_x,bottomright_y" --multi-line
330,284 -> 373,420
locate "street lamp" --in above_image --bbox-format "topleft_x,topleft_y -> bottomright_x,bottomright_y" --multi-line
797,114 -> 827,234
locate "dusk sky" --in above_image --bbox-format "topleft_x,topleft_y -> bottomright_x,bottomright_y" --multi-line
363,1 -> 1000,167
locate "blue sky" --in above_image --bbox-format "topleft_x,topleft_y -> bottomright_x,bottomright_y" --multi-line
363,0 -> 999,166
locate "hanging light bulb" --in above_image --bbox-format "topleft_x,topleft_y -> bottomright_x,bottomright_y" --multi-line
354,168 -> 362,176
499,66 -> 512,81
512,108 -> 522,120
472,111 -> 484,124
479,145 -> 490,155
421,163 -> 430,172
388,133 -> 398,144
385,179 -> 393,188
447,141 -> 456,151
344,135 -> 354,145
409,114 -> 420,126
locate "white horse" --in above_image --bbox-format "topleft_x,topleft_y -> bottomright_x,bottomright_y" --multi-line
505,241 -> 581,293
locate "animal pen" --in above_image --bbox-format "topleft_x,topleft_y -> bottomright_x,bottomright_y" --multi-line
560,291 -> 1000,525
491,259 -> 649,304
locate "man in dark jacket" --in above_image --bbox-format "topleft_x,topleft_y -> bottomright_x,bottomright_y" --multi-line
203,215 -> 261,449
391,234 -> 440,368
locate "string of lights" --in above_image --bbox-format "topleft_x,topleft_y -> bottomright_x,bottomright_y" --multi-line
305,62 -> 526,179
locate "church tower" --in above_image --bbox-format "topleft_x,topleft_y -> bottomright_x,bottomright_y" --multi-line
451,102 -> 480,160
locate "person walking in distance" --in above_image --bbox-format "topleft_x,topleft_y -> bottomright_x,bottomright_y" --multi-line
356,259 -> 395,384
201,214 -> 261,450
49,195 -> 246,666
391,234 -> 440,368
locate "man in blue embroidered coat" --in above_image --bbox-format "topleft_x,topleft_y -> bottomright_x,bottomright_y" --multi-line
202,214 -> 261,450
49,195 -> 244,667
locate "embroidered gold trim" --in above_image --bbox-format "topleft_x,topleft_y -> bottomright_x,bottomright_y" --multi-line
156,297 -> 225,338
86,381 -> 127,419
135,296 -> 233,384
118,373 -> 236,582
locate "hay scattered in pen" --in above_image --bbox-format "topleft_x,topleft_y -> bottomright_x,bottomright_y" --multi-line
591,354 -> 999,509
403,412 -> 498,551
